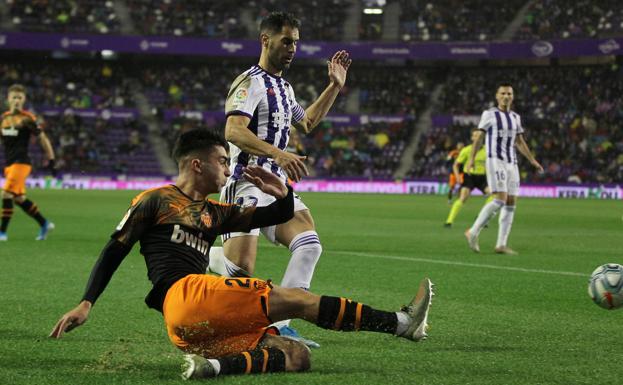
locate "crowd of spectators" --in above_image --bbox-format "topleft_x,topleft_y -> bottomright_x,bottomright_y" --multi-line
398,0 -> 524,41
5,0 -> 623,42
415,65 -> 623,184
515,0 -> 623,40
299,120 -> 411,179
126,0 -> 351,40
0,59 -> 135,109
126,0 -> 248,38
7,0 -> 120,34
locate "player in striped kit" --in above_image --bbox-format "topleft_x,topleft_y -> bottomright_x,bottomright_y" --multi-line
464,83 -> 543,255
212,12 -> 351,347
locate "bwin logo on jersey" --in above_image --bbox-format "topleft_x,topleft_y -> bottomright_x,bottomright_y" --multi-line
170,224 -> 210,255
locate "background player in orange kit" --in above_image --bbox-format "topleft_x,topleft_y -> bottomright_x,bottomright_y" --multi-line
0,84 -> 56,241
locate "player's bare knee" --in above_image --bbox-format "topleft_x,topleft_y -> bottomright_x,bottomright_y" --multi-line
283,340 -> 311,372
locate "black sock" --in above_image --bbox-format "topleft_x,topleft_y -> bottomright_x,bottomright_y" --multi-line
16,199 -> 46,226
218,348 -> 286,375
316,296 -> 398,334
1,198 -> 13,232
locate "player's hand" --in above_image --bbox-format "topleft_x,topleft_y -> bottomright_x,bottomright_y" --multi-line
532,160 -> 544,174
327,50 -> 352,89
243,165 -> 288,199
273,150 -> 308,182
49,301 -> 91,339
47,159 -> 58,177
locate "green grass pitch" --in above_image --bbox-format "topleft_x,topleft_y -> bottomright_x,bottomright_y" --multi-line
0,189 -> 621,385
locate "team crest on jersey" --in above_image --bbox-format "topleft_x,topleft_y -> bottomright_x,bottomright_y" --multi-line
267,88 -> 276,96
200,212 -> 213,228
235,88 -> 248,101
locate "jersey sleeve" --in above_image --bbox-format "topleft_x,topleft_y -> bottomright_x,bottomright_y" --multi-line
288,86 -> 306,124
477,110 -> 491,131
210,202 -> 256,234
111,190 -> 159,246
23,111 -> 43,136
225,75 -> 263,119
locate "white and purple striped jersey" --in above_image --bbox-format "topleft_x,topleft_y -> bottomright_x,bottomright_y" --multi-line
477,107 -> 524,164
225,65 -> 306,181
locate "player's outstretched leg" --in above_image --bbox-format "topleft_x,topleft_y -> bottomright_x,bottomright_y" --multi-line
270,277 -> 435,342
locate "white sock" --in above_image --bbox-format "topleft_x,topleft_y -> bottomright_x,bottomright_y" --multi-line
395,311 -> 410,335
496,205 -> 515,248
470,199 -> 505,236
281,231 -> 322,289
207,246 -> 248,277
207,359 -> 221,375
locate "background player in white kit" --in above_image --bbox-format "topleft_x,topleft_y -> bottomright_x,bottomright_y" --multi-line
464,83 -> 543,255
211,12 -> 351,346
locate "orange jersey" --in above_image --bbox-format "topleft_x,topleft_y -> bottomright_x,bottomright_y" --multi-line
0,109 -> 43,166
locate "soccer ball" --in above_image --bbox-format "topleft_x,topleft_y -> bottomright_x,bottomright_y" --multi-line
588,263 -> 623,309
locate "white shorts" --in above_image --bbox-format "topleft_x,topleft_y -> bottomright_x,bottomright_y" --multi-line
485,158 -> 520,195
220,179 -> 309,243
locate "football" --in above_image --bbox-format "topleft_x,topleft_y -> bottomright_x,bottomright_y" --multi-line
588,263 -> 623,309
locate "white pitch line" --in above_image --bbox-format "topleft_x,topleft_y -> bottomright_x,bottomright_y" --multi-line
330,250 -> 588,277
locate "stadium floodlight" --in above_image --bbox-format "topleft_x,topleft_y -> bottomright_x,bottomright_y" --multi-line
363,8 -> 383,14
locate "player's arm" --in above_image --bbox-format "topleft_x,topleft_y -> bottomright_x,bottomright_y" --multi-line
515,134 -> 544,172
225,115 -> 308,182
31,115 -> 56,173
452,159 -> 463,180
50,194 -> 155,338
38,131 -> 55,161
464,130 -> 484,173
293,50 -> 351,134
49,239 -> 132,338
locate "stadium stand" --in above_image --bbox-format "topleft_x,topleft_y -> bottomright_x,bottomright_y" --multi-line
515,0 -> 623,40
7,0 -> 120,34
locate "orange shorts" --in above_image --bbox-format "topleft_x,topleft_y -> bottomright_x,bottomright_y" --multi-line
448,173 -> 464,187
163,274 -> 276,358
3,163 -> 32,196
